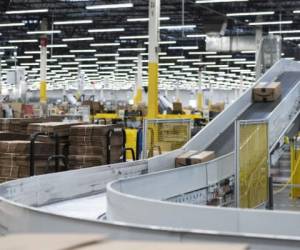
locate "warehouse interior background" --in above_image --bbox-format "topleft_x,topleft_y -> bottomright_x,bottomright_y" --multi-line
1,1 -> 300,250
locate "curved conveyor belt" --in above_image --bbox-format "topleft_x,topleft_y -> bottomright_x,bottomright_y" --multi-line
1,60 -> 300,250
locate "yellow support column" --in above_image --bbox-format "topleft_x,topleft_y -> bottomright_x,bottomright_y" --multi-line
197,69 -> 203,111
147,0 -> 160,119
134,53 -> 143,105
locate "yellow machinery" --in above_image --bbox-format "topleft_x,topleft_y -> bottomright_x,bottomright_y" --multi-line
290,137 -> 300,199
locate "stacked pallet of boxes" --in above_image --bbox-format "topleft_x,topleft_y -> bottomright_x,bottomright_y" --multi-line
68,124 -> 124,169
0,140 -> 55,183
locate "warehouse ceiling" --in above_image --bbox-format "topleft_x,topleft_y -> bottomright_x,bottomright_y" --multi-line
0,0 -> 300,91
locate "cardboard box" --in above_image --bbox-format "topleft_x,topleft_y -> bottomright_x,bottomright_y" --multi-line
175,150 -> 198,167
190,151 -> 215,165
0,234 -> 248,250
253,82 -> 281,102
173,101 -> 183,113
210,102 -> 225,113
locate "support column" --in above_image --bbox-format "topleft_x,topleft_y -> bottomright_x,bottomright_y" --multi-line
134,53 -> 143,105
40,18 -> 48,117
147,0 -> 160,118
255,16 -> 263,80
197,69 -> 203,111
239,73 -> 244,97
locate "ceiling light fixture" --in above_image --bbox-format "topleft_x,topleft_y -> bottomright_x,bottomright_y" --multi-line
54,20 -> 93,25
6,9 -> 48,14
0,22 -> 25,27
88,28 -> 125,33
27,30 -> 61,35
63,37 -> 94,42
86,3 -> 133,10
227,11 -> 274,16
249,21 -> 293,26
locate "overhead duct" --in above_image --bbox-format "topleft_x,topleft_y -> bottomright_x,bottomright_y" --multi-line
202,17 -> 227,36
206,36 -> 256,52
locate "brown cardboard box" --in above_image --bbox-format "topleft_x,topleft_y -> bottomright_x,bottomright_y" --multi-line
175,150 -> 198,167
210,102 -> 225,113
190,151 -> 215,165
173,101 -> 183,113
0,234 -> 248,250
253,82 -> 281,102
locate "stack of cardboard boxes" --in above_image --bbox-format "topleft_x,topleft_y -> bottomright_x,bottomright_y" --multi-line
68,124 -> 124,169
0,140 -> 55,183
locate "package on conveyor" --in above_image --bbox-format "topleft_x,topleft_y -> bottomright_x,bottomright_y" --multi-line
175,150 -> 215,168
0,140 -> 56,183
68,124 -> 124,169
253,82 -> 282,102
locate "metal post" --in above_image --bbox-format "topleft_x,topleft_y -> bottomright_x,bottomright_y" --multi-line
255,16 -> 263,80
147,0 -> 160,118
40,18 -> 48,117
197,69 -> 203,111
134,53 -> 143,105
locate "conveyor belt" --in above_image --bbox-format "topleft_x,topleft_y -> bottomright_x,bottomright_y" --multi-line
208,71 -> 300,156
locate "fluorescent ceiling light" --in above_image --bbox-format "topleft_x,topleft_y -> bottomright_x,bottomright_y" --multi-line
160,56 -> 185,59
88,28 -> 125,33
189,51 -> 217,55
283,37 -> 300,40
206,55 -> 232,58
269,30 -> 300,34
196,0 -> 248,3
0,46 -> 17,50
6,9 -> 48,14
25,50 -> 49,54
249,21 -> 293,26
160,25 -> 196,30
186,34 -> 207,38
95,53 -> 120,57
227,11 -> 274,16
144,41 -> 176,45
0,22 -> 25,27
118,48 -> 146,52
75,58 -> 98,62
14,56 -> 33,59
63,37 -> 94,42
90,43 -> 120,47
178,59 -> 202,62
241,50 -> 256,54
59,62 -> 79,65
27,30 -> 61,35
293,10 -> 300,14
127,17 -> 170,22
54,20 -> 93,25
47,44 -> 68,48
168,46 -> 198,50
52,55 -> 75,58
97,61 -> 118,65
86,3 -> 133,10
70,49 -> 96,53
9,39 -> 38,43
120,35 -> 149,40
193,62 -> 216,65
